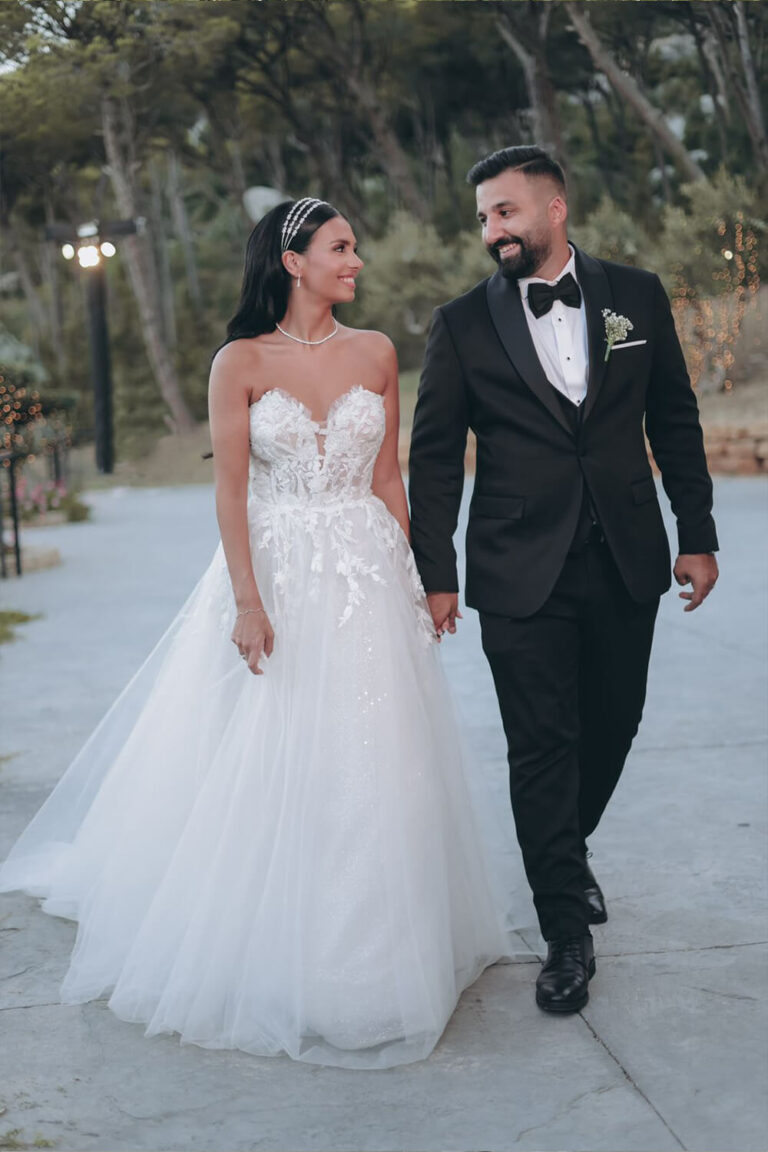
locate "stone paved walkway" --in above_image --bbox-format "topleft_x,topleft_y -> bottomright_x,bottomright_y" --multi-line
0,477 -> 765,1151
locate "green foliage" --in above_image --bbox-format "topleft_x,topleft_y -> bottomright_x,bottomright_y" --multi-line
349,212 -> 491,370
0,1130 -> 54,1151
0,611 -> 40,646
653,169 -> 766,298
61,490 -> 91,522
569,196 -> 652,267
0,328 -> 47,382
570,172 -> 765,304
1,0 -> 765,447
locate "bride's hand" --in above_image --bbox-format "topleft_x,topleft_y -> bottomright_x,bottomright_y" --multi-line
427,592 -> 462,639
232,609 -> 275,675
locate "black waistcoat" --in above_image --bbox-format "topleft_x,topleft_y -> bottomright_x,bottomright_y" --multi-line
552,389 -> 599,548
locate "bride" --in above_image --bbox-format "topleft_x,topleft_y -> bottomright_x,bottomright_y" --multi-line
0,197 -> 511,1069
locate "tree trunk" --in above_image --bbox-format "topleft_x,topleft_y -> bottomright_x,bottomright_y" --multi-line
688,6 -> 729,165
42,192 -> 67,379
413,91 -> 440,207
580,91 -> 616,200
496,4 -> 568,178
262,137 -> 288,196
733,1 -> 768,176
167,149 -> 203,315
346,74 -> 430,222
148,158 -> 177,352
101,96 -> 194,432
564,2 -> 708,184
705,3 -> 767,175
699,16 -> 732,122
291,118 -> 367,227
652,132 -> 672,205
228,135 -> 248,206
202,102 -> 252,230
302,0 -> 428,221
8,226 -> 46,360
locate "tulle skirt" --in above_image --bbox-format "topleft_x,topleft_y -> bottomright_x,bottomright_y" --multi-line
0,495 -> 512,1068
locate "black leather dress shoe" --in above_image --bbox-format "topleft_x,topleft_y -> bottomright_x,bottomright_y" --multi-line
584,859 -> 608,924
535,935 -> 596,1013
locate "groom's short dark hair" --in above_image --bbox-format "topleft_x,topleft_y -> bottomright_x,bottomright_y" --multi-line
466,147 -> 566,195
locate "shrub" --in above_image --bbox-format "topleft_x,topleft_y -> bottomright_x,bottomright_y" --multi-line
572,172 -> 764,392
14,475 -> 90,523
348,211 -> 492,370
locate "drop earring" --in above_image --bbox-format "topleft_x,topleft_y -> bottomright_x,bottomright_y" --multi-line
296,274 -> 302,289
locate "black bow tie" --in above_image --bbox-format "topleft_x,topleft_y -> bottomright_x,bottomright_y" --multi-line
527,272 -> 582,319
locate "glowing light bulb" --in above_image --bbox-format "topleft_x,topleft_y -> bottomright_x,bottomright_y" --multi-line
61,244 -> 75,260
77,245 -> 100,268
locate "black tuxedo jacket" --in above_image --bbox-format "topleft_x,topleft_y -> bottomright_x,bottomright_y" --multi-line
408,245 -> 718,618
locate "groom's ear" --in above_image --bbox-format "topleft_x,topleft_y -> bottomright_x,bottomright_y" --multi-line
548,195 -> 568,228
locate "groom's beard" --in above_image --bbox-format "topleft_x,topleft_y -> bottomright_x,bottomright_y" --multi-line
488,232 -> 552,281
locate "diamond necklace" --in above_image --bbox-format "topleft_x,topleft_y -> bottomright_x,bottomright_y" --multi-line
276,319 -> 339,346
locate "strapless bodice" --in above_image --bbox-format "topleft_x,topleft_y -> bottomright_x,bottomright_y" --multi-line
248,385 -> 385,506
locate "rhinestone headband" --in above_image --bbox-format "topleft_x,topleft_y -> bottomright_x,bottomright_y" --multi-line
280,197 -> 328,253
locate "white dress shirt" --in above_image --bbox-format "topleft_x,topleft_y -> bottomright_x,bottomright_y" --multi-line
518,244 -> 589,407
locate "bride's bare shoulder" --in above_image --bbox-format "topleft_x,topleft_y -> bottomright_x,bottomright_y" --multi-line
339,326 -> 396,362
210,337 -> 274,404
210,337 -> 262,375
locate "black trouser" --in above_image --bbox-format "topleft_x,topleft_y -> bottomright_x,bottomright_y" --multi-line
480,539 -> 659,941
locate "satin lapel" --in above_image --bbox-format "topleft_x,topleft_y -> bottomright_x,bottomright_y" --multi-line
486,270 -> 572,435
575,245 -> 613,424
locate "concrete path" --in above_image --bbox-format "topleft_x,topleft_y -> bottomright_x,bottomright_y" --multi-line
0,478 -> 766,1152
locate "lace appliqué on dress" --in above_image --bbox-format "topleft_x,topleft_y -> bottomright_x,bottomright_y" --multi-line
228,385 -> 435,642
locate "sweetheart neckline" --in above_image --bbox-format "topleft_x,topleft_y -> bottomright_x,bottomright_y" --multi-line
249,384 -> 384,427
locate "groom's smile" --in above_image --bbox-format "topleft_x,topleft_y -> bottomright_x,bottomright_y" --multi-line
488,231 -> 549,281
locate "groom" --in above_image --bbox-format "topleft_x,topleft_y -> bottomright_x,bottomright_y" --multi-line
408,146 -> 719,1014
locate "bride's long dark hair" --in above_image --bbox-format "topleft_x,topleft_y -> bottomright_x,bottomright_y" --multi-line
203,199 -> 343,457
216,199 -> 342,356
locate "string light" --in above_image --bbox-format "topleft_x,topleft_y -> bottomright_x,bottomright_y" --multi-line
672,213 -> 760,394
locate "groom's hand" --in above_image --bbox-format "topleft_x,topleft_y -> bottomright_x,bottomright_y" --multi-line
674,553 -> 719,612
427,592 -> 462,639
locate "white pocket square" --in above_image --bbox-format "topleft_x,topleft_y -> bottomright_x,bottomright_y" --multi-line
610,339 -> 647,350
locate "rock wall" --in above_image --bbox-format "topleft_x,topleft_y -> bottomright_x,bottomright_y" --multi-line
700,423 -> 768,475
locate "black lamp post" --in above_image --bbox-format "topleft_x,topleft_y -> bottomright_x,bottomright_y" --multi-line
45,218 -> 141,474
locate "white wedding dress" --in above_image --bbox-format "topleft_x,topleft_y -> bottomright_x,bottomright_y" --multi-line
0,384 -> 512,1069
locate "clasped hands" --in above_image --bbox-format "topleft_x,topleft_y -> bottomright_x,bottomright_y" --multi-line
427,592 -> 462,640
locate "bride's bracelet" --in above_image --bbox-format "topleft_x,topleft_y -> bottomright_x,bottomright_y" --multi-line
236,607 -> 266,619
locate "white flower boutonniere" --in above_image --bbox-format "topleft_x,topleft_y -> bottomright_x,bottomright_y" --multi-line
602,309 -> 634,361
